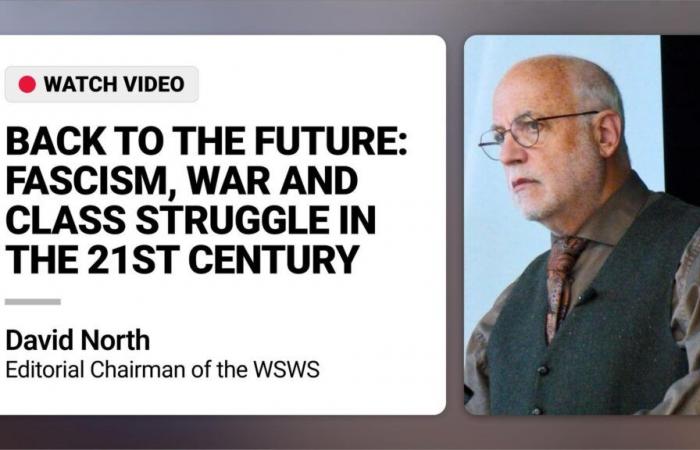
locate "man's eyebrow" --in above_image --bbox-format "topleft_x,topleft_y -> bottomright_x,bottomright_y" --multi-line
491,110 -> 535,130
514,110 -> 535,120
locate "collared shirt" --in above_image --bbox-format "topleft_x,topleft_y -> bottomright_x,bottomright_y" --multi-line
464,171 -> 700,415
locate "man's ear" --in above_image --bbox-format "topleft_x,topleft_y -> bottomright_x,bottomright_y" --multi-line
594,110 -> 623,158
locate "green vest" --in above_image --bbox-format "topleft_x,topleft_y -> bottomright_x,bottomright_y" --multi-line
487,194 -> 700,415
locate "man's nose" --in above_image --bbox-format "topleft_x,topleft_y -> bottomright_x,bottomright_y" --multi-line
499,132 -> 527,165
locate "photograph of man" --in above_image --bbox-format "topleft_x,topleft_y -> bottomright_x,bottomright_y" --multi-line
464,54 -> 700,415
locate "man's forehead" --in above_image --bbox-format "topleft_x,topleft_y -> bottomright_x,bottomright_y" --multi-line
492,68 -> 575,124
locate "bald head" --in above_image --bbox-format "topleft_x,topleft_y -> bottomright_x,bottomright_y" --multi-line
497,55 -> 628,156
492,55 -> 631,235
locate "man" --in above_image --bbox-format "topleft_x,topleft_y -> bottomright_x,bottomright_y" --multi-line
464,55 -> 700,415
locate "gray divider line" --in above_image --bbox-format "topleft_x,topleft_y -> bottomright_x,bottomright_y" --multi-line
4,298 -> 61,306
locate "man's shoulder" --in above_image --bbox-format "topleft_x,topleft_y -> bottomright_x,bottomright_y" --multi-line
634,193 -> 700,240
492,250 -> 550,310
520,249 -> 550,275
650,192 -> 700,216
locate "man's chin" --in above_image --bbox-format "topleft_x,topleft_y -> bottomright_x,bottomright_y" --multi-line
515,199 -> 551,222
522,209 -> 547,221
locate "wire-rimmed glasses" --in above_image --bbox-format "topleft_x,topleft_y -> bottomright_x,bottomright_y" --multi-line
478,110 -> 599,161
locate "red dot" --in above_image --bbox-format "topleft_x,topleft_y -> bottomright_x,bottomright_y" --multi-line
18,75 -> 36,93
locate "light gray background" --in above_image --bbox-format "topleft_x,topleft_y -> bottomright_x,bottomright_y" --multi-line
1,0 -> 699,448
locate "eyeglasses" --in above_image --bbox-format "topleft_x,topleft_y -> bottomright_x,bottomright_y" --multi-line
478,110 -> 599,161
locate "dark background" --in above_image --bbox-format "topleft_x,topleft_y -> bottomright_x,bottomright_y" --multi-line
2,1 -> 700,448
662,36 -> 700,207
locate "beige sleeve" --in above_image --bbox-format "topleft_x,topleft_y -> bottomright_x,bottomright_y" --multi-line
464,281 -> 515,415
641,227 -> 700,415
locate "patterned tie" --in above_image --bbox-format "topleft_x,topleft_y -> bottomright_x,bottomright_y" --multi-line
545,236 -> 588,344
